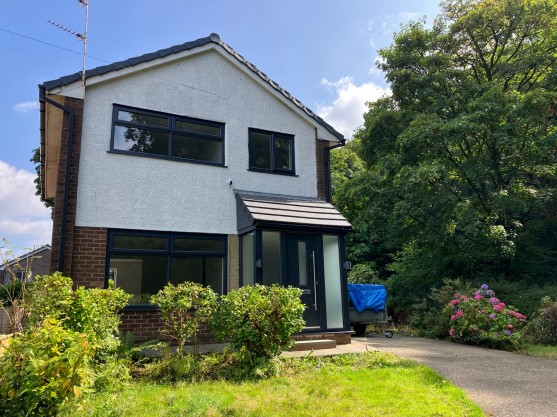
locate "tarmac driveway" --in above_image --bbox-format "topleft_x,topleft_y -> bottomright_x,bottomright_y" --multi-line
364,336 -> 557,417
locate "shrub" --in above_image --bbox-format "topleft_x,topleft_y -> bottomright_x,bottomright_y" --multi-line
447,284 -> 526,350
24,273 -> 131,391
410,278 -> 474,338
523,297 -> 557,345
0,318 -> 95,416
210,284 -> 305,358
151,282 -> 217,356
348,264 -> 381,284
0,281 -> 23,306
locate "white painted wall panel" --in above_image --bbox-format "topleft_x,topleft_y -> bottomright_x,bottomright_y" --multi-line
75,50 -> 319,234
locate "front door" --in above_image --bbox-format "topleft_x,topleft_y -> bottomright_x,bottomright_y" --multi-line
285,233 -> 322,329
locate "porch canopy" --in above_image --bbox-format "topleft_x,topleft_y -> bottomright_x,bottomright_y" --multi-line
235,191 -> 351,234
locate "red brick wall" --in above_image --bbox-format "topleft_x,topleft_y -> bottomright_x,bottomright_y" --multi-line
120,311 -> 216,343
50,96 -> 84,277
315,133 -> 329,200
71,227 -> 107,288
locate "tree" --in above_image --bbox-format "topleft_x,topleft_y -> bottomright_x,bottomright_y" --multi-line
352,0 -> 557,310
30,147 -> 54,213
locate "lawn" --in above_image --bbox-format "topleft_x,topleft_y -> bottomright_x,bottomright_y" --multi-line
71,352 -> 485,417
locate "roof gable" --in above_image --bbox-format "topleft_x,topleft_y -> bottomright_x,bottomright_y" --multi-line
42,33 -> 343,142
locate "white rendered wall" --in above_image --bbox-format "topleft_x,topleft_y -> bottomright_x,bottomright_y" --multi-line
74,50 -> 319,235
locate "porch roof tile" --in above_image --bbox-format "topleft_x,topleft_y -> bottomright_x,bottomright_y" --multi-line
235,191 -> 351,234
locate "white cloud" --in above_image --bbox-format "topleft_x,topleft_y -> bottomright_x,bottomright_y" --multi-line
14,101 -> 39,113
317,77 -> 389,139
399,11 -> 418,21
0,160 -> 52,250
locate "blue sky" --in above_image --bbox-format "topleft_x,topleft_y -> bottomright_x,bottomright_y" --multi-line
0,0 -> 441,255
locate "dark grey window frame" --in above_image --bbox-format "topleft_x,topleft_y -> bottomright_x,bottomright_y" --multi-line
106,229 -> 227,310
248,128 -> 295,175
109,104 -> 226,167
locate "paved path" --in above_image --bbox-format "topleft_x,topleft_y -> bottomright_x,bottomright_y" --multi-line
364,335 -> 557,417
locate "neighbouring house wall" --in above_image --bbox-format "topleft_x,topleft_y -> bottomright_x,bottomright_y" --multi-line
50,97 -> 84,275
2,248 -> 51,284
73,50 -> 320,235
0,307 -> 11,334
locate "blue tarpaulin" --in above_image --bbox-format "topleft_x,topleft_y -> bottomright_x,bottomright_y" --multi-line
348,284 -> 387,313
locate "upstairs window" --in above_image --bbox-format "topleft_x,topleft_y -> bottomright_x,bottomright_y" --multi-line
248,128 -> 294,174
111,105 -> 225,166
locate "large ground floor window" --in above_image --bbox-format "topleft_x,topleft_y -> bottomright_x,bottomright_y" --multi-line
107,230 -> 227,306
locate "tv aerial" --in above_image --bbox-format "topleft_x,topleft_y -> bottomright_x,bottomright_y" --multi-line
48,0 -> 89,86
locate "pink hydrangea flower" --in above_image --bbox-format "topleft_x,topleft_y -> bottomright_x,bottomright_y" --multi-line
450,315 -> 456,321
474,294 -> 482,300
489,297 -> 500,305
499,302 -> 506,308
493,305 -> 502,312
456,310 -> 463,318
508,324 -> 514,330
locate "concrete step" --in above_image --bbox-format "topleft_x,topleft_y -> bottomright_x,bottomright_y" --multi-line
292,339 -> 336,351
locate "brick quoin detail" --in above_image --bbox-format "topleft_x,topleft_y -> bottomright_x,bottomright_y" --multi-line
71,227 -> 108,288
49,97 -> 84,278
316,135 -> 329,200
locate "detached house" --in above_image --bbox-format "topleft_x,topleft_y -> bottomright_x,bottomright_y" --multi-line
39,33 -> 352,343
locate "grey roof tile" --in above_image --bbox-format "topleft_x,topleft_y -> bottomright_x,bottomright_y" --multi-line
235,190 -> 351,232
41,33 -> 344,141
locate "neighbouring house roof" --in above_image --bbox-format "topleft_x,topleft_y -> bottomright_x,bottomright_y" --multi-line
235,191 -> 351,234
0,245 -> 51,270
42,33 -> 344,142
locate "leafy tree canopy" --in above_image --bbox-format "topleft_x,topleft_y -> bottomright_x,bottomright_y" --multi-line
344,0 -> 557,309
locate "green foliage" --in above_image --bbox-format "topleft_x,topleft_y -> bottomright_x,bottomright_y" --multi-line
0,281 -> 23,306
448,284 -> 526,349
22,273 -> 131,392
30,147 -> 54,213
150,282 -> 217,356
330,0 -> 557,323
410,279 -> 474,338
348,263 -> 381,284
485,280 -> 557,318
210,284 -> 305,358
0,318 -> 95,416
72,352 -> 485,417
25,273 -> 130,349
523,297 -> 557,345
137,349 -> 282,383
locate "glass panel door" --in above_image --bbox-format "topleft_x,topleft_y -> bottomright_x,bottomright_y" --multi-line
286,233 -> 321,329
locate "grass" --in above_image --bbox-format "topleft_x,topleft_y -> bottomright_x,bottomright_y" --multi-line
71,352 -> 485,417
518,343 -> 557,360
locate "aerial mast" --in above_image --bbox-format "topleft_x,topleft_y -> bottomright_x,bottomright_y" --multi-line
48,0 -> 89,86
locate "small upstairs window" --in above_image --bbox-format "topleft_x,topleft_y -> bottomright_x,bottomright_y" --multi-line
248,128 -> 294,174
111,105 -> 225,166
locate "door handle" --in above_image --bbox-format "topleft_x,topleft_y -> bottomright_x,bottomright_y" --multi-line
312,250 -> 317,311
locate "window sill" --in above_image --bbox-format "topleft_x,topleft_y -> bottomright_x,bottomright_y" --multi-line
107,150 -> 228,168
247,168 -> 298,177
